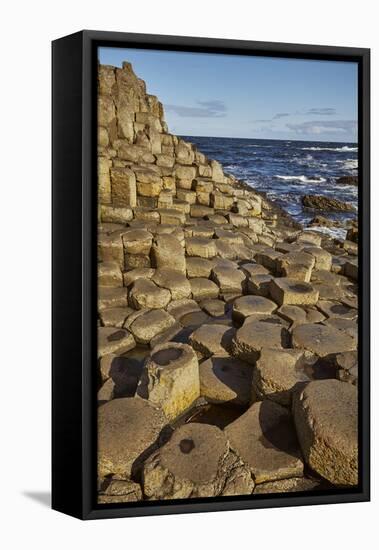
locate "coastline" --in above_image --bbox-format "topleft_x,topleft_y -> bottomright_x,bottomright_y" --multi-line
97,61 -> 359,503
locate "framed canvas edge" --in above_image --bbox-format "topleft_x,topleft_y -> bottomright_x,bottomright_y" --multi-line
52,30 -> 370,520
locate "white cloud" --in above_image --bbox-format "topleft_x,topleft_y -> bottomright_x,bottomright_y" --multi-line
286,120 -> 357,136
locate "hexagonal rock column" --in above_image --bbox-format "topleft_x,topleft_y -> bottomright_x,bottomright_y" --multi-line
142,423 -> 254,500
185,237 -> 217,259
97,327 -> 136,358
151,234 -> 186,274
136,342 -> 200,421
199,354 -> 254,406
189,324 -> 235,358
277,251 -> 315,282
190,277 -> 219,301
232,295 -> 277,324
269,277 -> 319,306
225,400 -> 304,484
303,246 -> 332,271
293,379 -> 358,486
231,319 -> 289,363
152,267 -> 191,300
98,397 -> 167,479
252,348 -> 308,406
211,265 -> 246,294
128,309 -> 177,345
292,323 -> 356,356
129,278 -> 171,309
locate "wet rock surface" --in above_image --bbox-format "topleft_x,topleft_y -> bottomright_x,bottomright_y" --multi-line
96,60 -> 359,503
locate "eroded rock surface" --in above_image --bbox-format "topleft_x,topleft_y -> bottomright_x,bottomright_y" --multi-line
293,380 -> 358,486
225,400 -> 304,483
96,60 -> 359,503
98,397 -> 167,479
136,342 -> 200,420
142,423 -> 254,499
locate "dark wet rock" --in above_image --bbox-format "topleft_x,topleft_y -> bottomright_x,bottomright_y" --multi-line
336,176 -> 358,186
302,194 -> 355,212
309,215 -> 344,228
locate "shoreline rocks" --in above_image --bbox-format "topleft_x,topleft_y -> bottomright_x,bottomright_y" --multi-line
302,194 -> 355,212
336,176 -> 358,186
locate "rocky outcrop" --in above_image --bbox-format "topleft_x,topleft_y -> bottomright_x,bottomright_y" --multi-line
97,61 -> 359,503
302,194 -> 355,212
336,176 -> 358,186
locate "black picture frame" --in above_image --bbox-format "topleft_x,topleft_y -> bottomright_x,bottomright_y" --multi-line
52,30 -> 370,520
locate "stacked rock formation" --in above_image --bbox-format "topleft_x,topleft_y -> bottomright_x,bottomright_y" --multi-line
97,61 -> 359,503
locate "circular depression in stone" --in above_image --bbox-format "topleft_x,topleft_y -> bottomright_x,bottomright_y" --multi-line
152,347 -> 183,366
179,438 -> 195,454
159,423 -> 228,483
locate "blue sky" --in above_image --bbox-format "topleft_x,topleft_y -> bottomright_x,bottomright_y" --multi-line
99,47 -> 358,143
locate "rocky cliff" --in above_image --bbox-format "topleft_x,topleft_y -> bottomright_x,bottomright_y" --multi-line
97,61 -> 358,504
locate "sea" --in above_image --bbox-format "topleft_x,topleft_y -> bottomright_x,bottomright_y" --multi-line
183,136 -> 358,238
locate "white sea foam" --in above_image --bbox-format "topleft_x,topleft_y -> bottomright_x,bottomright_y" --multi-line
303,226 -> 347,240
301,146 -> 358,152
274,175 -> 326,183
246,144 -> 272,148
336,159 -> 358,170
